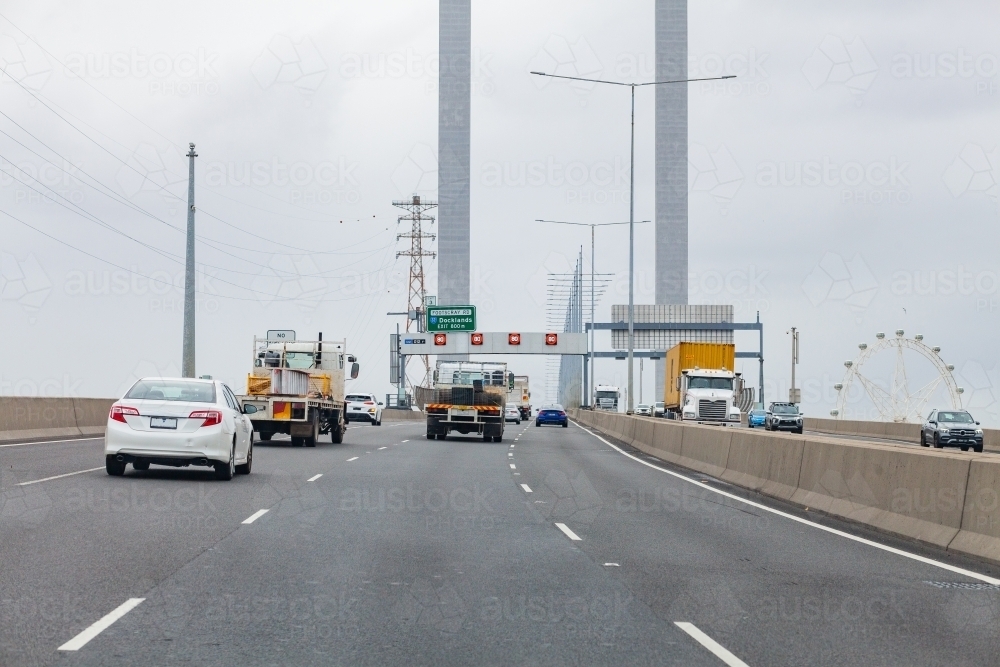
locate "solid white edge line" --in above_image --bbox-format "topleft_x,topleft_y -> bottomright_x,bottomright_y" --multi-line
242,509 -> 269,524
573,421 -> 1000,586
346,456 -> 359,462
521,484 -> 532,493
674,622 -> 749,667
555,522 -> 581,541
58,598 -> 145,651
18,467 -> 104,486
0,436 -> 103,448
307,474 -> 322,482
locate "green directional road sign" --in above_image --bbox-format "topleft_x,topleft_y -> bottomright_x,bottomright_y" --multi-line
427,305 -> 476,332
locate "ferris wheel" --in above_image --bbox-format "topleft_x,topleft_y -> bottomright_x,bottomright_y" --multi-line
831,330 -> 964,423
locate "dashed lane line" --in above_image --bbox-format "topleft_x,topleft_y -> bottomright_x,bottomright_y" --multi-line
58,598 -> 145,651
307,474 -> 323,482
574,421 -> 1000,586
18,467 -> 104,486
347,456 -> 359,462
510,464 -> 516,469
674,622 -> 750,667
521,484 -> 532,493
378,446 -> 387,450
555,522 -> 581,541
242,509 -> 269,524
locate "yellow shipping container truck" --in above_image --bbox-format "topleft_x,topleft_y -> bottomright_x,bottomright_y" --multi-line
664,342 -> 741,423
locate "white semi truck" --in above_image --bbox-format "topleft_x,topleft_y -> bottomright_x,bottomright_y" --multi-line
594,385 -> 620,411
237,332 -> 359,446
509,375 -> 531,420
665,343 -> 742,424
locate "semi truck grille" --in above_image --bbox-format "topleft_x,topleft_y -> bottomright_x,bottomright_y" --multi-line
698,400 -> 727,420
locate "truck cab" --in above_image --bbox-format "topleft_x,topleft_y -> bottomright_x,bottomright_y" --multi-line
594,385 -> 620,411
677,369 -> 742,424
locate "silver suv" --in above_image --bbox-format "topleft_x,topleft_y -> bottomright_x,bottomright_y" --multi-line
921,410 -> 983,452
765,402 -> 803,434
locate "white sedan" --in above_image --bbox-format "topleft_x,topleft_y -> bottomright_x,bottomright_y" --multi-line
105,377 -> 256,480
504,404 -> 521,424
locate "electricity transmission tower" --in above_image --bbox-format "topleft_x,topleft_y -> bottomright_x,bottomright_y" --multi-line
393,194 -> 437,388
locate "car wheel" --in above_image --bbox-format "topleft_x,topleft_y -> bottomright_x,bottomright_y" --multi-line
961,445 -> 970,452
562,422 -> 568,428
795,428 -> 803,435
535,421 -> 540,427
933,434 -> 943,449
920,432 -> 929,447
215,443 -> 235,481
106,455 -> 126,476
132,460 -> 149,471
236,437 -> 253,475
975,444 -> 984,453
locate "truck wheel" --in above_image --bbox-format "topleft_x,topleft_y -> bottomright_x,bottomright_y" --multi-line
305,415 -> 319,447
493,435 -> 503,443
259,432 -> 272,441
426,432 -> 434,439
437,433 -> 446,440
482,433 -> 491,442
330,422 -> 344,444
291,437 -> 304,447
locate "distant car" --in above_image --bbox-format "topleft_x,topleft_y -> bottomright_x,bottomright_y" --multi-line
104,377 -> 255,480
345,393 -> 383,425
653,402 -> 665,418
536,405 -> 568,428
635,403 -> 651,416
504,404 -> 521,424
747,409 -> 766,428
921,410 -> 983,452
765,402 -> 803,433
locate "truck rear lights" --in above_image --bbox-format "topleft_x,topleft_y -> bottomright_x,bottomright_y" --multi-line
110,405 -> 139,423
189,410 -> 222,427
292,402 -> 306,420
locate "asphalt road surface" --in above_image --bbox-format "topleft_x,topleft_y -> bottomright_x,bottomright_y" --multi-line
3,420 -> 1000,666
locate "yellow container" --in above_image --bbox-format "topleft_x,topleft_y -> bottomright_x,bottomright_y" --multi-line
664,342 -> 736,408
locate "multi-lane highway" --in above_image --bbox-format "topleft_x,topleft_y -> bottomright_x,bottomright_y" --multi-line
3,419 -> 1000,666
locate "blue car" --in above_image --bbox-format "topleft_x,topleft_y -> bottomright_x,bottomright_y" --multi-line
536,405 -> 568,428
747,409 -> 766,428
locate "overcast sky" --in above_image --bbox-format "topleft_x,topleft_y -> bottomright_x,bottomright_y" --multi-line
1,1 -> 998,424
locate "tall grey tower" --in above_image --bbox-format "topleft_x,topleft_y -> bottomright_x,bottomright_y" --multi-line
654,0 -> 688,396
438,0 -> 471,308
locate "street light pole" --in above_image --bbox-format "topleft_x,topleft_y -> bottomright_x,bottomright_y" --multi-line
537,218 -> 648,408
530,71 -> 734,414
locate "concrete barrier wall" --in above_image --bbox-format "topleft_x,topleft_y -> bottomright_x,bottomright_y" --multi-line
0,397 -> 115,443
380,409 -> 426,422
571,409 -> 1000,564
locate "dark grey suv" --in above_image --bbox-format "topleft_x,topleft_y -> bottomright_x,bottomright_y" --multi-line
921,410 -> 983,452
765,402 -> 803,434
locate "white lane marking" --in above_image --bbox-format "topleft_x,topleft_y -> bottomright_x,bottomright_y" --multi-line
347,456 -> 359,462
378,446 -> 387,450
521,484 -> 532,493
0,436 -> 103,448
58,598 -> 145,651
575,422 -> 1000,586
604,562 -> 620,567
307,474 -> 322,482
18,467 -> 104,486
242,509 -> 269,524
555,522 -> 581,541
510,464 -> 516,469
401,440 -> 409,443
674,622 -> 750,667
508,453 -> 513,457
